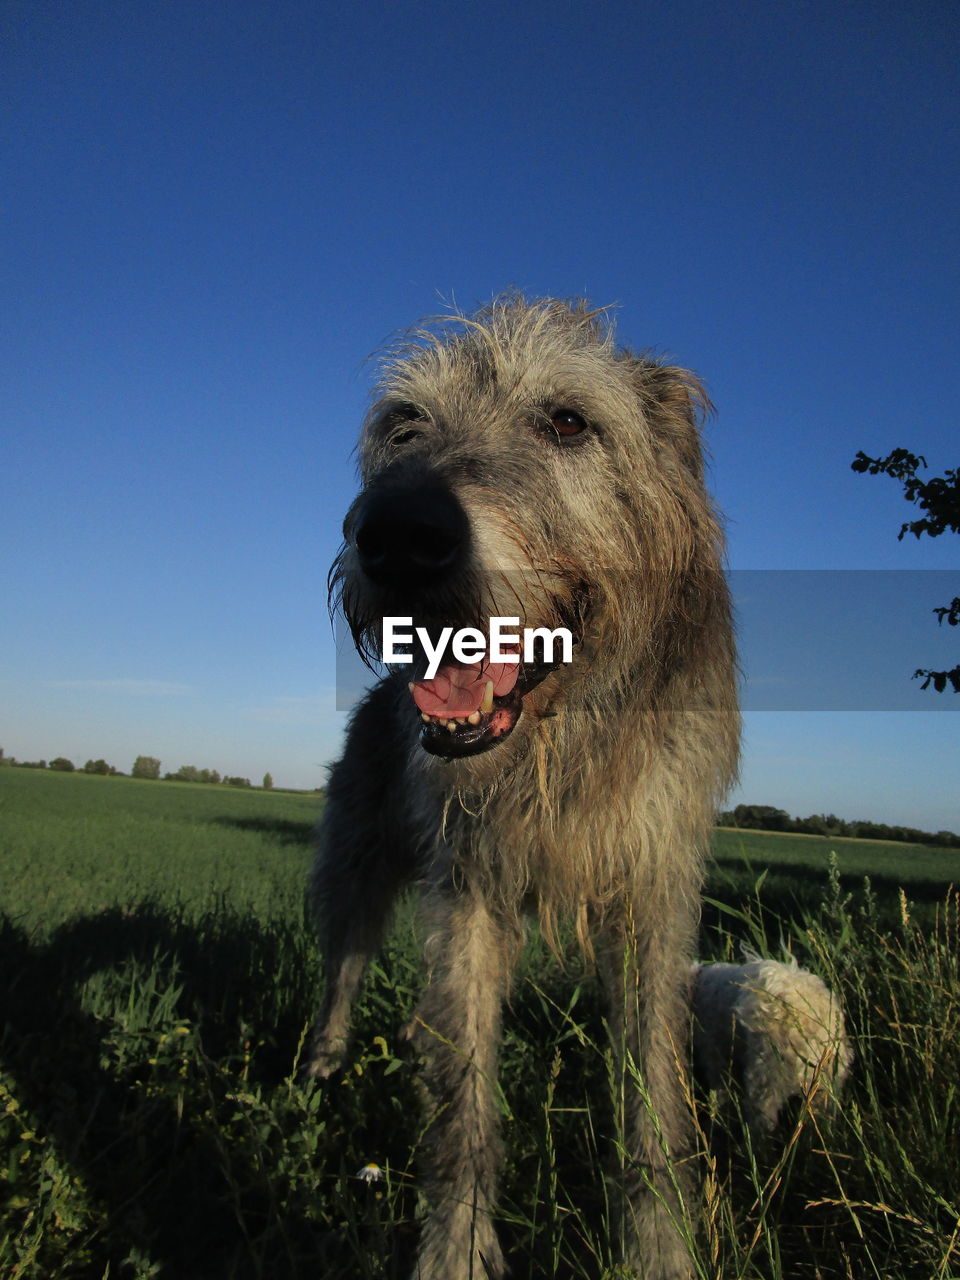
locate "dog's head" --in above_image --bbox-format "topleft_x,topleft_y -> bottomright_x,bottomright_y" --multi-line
331,296 -> 728,775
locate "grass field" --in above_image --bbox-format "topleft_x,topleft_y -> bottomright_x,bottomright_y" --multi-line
1,768 -> 958,1278
713,824 -> 960,888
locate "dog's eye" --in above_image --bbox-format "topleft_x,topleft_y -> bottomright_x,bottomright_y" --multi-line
390,428 -> 422,447
383,403 -> 429,447
549,409 -> 588,439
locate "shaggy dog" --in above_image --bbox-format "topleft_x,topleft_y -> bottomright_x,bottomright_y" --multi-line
692,956 -> 853,1139
309,297 -> 740,1279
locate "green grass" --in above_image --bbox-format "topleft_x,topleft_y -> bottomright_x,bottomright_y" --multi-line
0,768 -> 319,931
713,825 -> 960,887
1,768 -> 958,1278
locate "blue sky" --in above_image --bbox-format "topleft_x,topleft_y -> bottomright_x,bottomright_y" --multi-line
2,1 -> 957,829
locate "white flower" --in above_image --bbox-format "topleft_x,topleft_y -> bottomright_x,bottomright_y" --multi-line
356,1162 -> 384,1183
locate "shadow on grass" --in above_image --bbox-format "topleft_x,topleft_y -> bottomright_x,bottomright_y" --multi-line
211,815 -> 317,846
0,906 -> 337,1278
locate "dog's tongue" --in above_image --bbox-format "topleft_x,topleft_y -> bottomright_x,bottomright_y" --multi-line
411,658 -> 520,717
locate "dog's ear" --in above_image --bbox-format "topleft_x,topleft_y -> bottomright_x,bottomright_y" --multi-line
634,361 -> 713,486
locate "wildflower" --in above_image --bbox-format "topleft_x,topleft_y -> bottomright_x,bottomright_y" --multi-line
356,1162 -> 384,1183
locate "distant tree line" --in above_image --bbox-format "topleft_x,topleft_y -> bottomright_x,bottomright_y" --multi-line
0,748 -> 277,791
0,750 -> 120,775
129,756 -> 265,788
718,802 -> 959,849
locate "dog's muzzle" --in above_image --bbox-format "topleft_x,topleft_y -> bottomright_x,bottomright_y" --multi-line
345,471 -> 565,760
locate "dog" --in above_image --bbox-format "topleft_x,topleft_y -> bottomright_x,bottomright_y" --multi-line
308,296 -> 740,1278
692,955 -> 853,1139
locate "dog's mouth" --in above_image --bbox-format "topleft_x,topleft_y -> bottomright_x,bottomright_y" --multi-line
409,649 -> 562,758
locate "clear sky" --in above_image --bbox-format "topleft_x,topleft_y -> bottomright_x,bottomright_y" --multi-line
2,1 -> 957,829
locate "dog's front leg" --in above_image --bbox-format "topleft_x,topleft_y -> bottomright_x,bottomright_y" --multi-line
307,827 -> 407,1079
306,685 -> 419,1079
409,883 -> 514,1280
599,900 -> 699,1280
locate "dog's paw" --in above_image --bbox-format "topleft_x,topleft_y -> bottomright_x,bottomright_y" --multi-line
303,1036 -> 347,1080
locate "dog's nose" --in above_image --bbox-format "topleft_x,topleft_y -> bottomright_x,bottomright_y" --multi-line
352,484 -> 469,582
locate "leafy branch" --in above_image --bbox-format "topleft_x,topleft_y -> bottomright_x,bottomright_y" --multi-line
851,449 -> 959,692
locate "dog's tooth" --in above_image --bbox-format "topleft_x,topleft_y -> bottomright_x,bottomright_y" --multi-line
467,711 -> 481,725
421,713 -> 431,723
480,680 -> 494,714
446,720 -> 457,732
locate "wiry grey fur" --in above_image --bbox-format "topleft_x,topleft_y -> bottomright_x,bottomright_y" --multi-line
691,956 -> 853,1139
308,296 -> 740,1279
